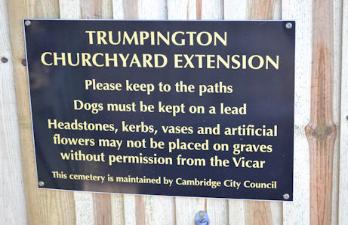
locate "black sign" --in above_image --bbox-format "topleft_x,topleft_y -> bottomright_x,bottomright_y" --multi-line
25,20 -> 295,201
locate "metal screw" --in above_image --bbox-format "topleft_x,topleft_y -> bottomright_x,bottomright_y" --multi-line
25,20 -> 31,26
283,193 -> 290,200
1,57 -> 8,63
21,59 -> 27,66
285,22 -> 293,29
38,181 -> 45,187
194,211 -> 209,225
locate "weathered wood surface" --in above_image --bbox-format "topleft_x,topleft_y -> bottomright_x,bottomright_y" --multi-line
1,0 -> 347,224
7,0 -> 77,225
339,0 -> 348,225
305,1 -> 337,225
0,0 -> 27,224
282,0 -> 311,224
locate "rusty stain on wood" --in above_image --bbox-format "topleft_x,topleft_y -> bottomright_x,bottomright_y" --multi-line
305,0 -> 336,225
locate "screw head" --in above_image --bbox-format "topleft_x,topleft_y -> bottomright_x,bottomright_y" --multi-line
194,210 -> 209,225
21,59 -> 27,66
283,193 -> 290,200
285,22 -> 293,29
25,20 -> 31,26
38,181 -> 45,187
1,57 -> 8,63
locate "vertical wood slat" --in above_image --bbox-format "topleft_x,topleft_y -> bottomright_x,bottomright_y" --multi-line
3,1 -> 344,225
58,2 -> 95,225
223,2 -> 248,225
136,1 -> 176,225
282,1 -> 312,225
77,1 -> 115,225
200,1 -> 228,225
305,0 -> 337,225
331,1 -> 343,225
7,0 -> 77,224
111,1 -> 137,225
339,1 -> 348,225
167,1 -> 206,224
167,0 -> 196,20
0,0 -> 27,224
245,1 -> 282,225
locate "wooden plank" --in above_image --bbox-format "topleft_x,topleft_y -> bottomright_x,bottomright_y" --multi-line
123,194 -> 137,225
93,194 -> 112,225
7,0 -> 77,224
111,194 -> 125,225
248,0 -> 274,20
332,1 -> 343,225
138,0 -> 167,19
74,192 -> 95,225
144,196 -> 175,225
200,1 -> 229,225
59,0 -> 81,18
201,0 -> 223,20
167,1 -> 206,224
305,0 -> 337,224
110,1 -> 137,225
167,0 -> 196,20
0,0 -> 27,224
282,1 -> 312,225
167,2 -> 206,224
223,0 -> 247,19
122,0 -> 138,20
78,2 -> 115,225
112,0 -> 124,19
339,0 -> 348,224
136,1 -> 177,224
58,2 -> 95,225
102,0 -> 113,18
245,1 -> 282,225
223,2 -> 249,225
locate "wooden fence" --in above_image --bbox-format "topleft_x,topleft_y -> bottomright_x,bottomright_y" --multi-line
0,0 -> 347,224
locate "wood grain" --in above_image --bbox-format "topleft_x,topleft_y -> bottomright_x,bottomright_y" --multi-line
93,194 -> 112,225
136,1 -> 177,225
111,2 -> 138,225
339,0 -> 348,224
7,0 -> 77,224
248,0 -> 274,20
200,2 -> 229,225
58,1 -> 96,225
331,1 -> 342,225
0,0 -> 27,224
78,1 -> 116,225
282,0 -> 312,224
305,0 -> 337,225
167,2 -> 206,224
245,1 -> 281,225
2,0 -> 346,225
223,2 -> 248,224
